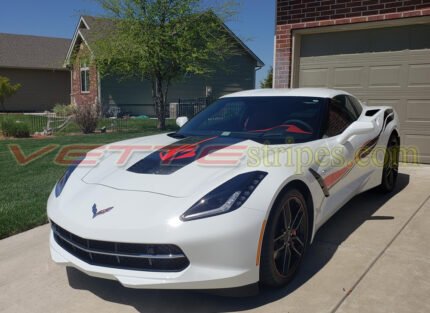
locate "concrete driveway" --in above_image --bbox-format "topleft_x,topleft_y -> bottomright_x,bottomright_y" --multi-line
1,165 -> 430,313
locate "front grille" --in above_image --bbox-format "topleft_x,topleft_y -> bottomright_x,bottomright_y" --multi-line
51,222 -> 190,272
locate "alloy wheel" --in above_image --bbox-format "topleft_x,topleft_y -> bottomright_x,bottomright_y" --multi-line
272,196 -> 308,277
385,137 -> 400,189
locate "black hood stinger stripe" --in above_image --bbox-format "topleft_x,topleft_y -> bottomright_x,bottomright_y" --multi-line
127,136 -> 246,175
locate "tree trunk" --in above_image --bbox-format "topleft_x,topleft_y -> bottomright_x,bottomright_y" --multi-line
152,75 -> 169,130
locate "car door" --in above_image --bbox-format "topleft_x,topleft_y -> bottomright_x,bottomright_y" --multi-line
317,95 -> 367,221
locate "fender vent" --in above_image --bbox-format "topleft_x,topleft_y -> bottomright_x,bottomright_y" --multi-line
365,109 -> 380,117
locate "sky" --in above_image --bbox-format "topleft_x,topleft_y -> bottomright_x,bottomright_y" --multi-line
0,0 -> 275,87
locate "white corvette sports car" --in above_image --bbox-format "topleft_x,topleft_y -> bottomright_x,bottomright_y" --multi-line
48,88 -> 400,291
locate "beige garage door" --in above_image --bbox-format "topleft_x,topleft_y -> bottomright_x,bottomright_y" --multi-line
298,24 -> 430,163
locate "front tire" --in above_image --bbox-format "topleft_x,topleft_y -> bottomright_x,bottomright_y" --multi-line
378,134 -> 400,193
260,189 -> 309,288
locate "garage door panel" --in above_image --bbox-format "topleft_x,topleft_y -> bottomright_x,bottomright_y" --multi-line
408,64 -> 430,87
299,68 -> 329,87
301,52 -> 419,67
333,67 -> 364,88
403,134 -> 430,164
406,100 -> 430,122
365,99 -> 401,108
369,65 -> 403,88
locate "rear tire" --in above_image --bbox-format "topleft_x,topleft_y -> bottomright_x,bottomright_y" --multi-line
378,134 -> 400,193
260,189 -> 309,288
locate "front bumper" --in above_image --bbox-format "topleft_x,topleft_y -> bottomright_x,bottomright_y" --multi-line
49,207 -> 265,290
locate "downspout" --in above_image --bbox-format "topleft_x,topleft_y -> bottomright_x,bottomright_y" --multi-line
97,70 -> 102,109
255,65 -> 263,89
272,0 -> 278,88
69,66 -> 74,105
64,62 -> 75,106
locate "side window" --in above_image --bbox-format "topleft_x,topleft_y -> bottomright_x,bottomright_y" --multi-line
324,95 -> 355,137
347,96 -> 363,117
80,59 -> 90,93
344,96 -> 359,121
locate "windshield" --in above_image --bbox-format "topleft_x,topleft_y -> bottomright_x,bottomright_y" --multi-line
177,96 -> 327,144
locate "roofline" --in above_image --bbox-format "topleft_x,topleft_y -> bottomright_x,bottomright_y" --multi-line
80,16 -> 91,30
65,17 -> 84,66
64,16 -> 93,67
0,65 -> 69,71
221,23 -> 265,68
0,32 -> 70,41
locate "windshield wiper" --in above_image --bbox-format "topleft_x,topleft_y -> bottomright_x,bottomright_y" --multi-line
168,132 -> 187,139
260,129 -> 286,138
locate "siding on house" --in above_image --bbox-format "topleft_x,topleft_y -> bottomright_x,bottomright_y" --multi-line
0,68 -> 70,112
168,53 -> 257,99
100,53 -> 257,116
100,77 -> 153,116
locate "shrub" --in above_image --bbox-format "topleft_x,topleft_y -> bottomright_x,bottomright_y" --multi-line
1,119 -> 14,137
14,122 -> 31,138
53,104 -> 75,116
73,104 -> 100,134
1,119 -> 30,138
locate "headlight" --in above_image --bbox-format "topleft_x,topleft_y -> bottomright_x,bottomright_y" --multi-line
180,171 -> 267,221
55,159 -> 83,197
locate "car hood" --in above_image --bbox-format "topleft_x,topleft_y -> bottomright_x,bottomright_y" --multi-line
81,133 -> 258,198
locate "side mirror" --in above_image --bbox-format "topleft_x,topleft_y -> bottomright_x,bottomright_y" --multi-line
337,121 -> 374,145
176,116 -> 189,128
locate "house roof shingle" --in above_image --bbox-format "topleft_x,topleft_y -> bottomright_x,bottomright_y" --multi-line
79,16 -> 117,47
0,33 -> 70,70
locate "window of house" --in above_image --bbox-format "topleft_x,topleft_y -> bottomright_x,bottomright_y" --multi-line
324,95 -> 357,137
80,60 -> 90,93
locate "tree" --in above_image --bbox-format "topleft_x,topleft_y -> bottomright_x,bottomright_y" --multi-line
0,76 -> 21,112
260,66 -> 273,89
93,0 -> 240,130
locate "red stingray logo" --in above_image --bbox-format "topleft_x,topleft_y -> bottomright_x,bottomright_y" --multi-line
159,137 -> 217,163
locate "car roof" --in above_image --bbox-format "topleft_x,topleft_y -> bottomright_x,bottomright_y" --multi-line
221,88 -> 352,99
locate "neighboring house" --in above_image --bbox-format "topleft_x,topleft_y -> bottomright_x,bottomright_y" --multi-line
64,16 -> 264,116
0,33 -> 71,112
274,1 -> 430,163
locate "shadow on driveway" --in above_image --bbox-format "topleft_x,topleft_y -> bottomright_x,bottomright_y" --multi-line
67,173 -> 410,312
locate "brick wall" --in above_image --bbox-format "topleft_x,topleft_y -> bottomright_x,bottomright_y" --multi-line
70,43 -> 99,106
275,0 -> 430,88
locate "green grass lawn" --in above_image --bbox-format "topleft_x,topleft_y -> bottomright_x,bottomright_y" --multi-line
0,128 -> 176,239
